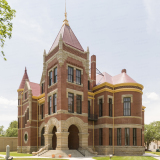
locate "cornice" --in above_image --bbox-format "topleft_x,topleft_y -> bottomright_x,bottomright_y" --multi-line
17,89 -> 24,92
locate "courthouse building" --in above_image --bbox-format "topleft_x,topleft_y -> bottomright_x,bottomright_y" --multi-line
17,10 -> 145,156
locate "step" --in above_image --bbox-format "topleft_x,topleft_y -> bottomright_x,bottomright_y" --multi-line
39,150 -> 84,158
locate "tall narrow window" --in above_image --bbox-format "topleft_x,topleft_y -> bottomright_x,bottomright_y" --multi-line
124,97 -> 131,116
133,128 -> 137,146
88,81 -> 90,90
99,128 -> 103,145
68,93 -> 74,113
42,83 -> 44,94
88,101 -> 90,118
41,127 -> 45,146
99,99 -> 103,117
27,108 -> 29,121
76,95 -> 82,114
68,66 -> 74,83
76,69 -> 81,85
109,98 -> 112,117
25,92 -> 27,99
41,105 -> 43,119
53,94 -> 57,113
48,96 -> 52,115
54,67 -> 57,83
49,71 -> 52,86
18,99 -> 20,105
117,128 -> 121,146
109,128 -> 112,146
125,128 -> 130,146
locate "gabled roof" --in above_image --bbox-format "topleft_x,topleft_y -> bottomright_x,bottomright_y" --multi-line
19,67 -> 29,89
49,24 -> 84,52
96,70 -> 137,86
29,82 -> 40,97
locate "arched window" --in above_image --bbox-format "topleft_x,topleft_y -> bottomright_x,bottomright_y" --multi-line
41,127 -> 45,146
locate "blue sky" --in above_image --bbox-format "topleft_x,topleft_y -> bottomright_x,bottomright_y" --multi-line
0,0 -> 160,129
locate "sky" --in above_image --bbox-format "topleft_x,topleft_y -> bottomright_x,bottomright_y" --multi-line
0,0 -> 160,130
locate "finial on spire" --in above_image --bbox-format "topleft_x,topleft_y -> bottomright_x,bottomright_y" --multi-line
25,67 -> 27,72
63,0 -> 69,26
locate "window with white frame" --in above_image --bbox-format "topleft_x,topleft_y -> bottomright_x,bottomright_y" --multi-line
54,67 -> 57,83
53,93 -> 57,113
68,93 -> 74,113
76,95 -> 82,114
49,71 -> 52,86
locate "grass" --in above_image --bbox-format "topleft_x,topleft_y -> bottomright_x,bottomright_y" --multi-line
0,152 -> 32,157
93,156 -> 156,160
146,151 -> 160,156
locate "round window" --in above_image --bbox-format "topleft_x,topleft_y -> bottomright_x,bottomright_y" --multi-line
24,132 -> 28,143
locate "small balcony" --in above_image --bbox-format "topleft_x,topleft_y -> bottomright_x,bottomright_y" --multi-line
88,114 -> 98,121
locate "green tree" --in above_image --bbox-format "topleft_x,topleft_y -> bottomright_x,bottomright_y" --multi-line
5,120 -> 18,137
152,121 -> 160,148
0,0 -> 16,60
144,123 -> 156,150
0,125 -> 5,136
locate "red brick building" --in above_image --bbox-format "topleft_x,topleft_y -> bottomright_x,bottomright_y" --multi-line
17,12 -> 145,156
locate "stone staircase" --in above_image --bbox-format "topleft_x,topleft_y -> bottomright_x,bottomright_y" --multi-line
39,150 -> 84,158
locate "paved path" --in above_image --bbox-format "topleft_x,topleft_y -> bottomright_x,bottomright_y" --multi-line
0,154 -> 94,160
143,153 -> 160,160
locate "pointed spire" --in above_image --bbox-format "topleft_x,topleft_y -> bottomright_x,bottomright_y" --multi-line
63,0 -> 69,26
43,49 -> 46,55
18,67 -> 29,89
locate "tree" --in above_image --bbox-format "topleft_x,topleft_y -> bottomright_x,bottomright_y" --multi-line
0,125 -> 5,136
144,123 -> 156,150
5,120 -> 18,137
0,0 -> 16,60
152,121 -> 160,148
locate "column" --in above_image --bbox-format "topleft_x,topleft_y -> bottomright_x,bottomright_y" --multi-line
56,132 -> 69,150
79,133 -> 89,148
44,134 -> 53,150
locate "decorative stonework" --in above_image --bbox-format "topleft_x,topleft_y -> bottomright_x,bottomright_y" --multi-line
97,95 -> 104,104
45,117 -> 60,134
39,122 -> 45,137
66,88 -> 84,101
107,95 -> 113,104
121,94 -> 133,103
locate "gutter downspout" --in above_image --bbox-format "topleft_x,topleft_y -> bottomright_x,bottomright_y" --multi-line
21,93 -> 23,153
113,87 -> 115,155
37,101 -> 39,151
93,95 -> 95,151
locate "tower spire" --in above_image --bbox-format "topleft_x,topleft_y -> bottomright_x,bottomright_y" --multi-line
63,0 -> 69,26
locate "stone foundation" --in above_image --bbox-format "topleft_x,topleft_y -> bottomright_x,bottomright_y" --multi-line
17,146 -> 38,154
94,146 -> 145,156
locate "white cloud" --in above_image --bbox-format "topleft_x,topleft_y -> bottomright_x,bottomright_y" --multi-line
0,96 -> 17,107
146,92 -> 159,101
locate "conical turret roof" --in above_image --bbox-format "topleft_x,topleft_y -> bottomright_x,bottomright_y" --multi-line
19,67 -> 29,89
49,24 -> 84,52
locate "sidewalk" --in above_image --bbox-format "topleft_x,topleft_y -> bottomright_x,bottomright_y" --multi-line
0,154 -> 94,160
143,153 -> 160,160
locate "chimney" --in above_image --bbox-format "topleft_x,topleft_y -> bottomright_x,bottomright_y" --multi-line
121,69 -> 126,73
91,55 -> 96,88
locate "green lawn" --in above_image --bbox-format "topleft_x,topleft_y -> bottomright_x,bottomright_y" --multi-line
93,156 -> 156,160
145,151 -> 160,156
0,152 -> 32,157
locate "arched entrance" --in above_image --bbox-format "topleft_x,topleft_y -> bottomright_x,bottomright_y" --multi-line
68,125 -> 79,149
41,127 -> 45,146
52,126 -> 57,150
